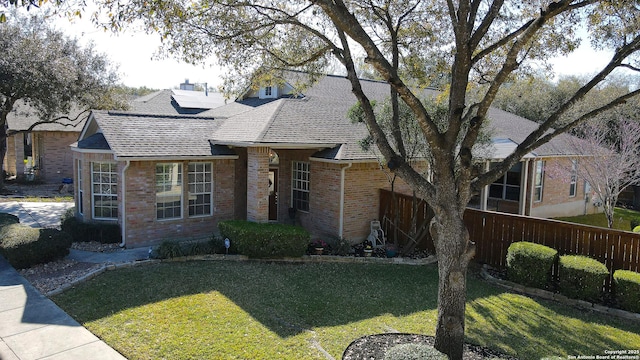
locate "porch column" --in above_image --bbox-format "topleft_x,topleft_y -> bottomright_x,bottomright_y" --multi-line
480,161 -> 489,211
247,146 -> 270,222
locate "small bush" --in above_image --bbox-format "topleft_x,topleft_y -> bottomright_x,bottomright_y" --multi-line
506,241 -> 557,289
329,237 -> 352,256
384,343 -> 448,360
0,224 -> 72,269
61,215 -> 121,244
558,255 -> 609,303
218,220 -> 309,258
154,238 -> 220,259
0,213 -> 20,228
613,270 -> 640,313
209,235 -> 233,254
155,241 -> 184,259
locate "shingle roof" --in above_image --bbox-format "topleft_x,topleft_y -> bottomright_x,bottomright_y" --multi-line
129,89 -> 227,115
486,107 -> 578,157
79,73 -> 585,162
207,75 -> 396,160
83,111 -> 234,158
6,101 -> 87,132
77,132 -> 110,150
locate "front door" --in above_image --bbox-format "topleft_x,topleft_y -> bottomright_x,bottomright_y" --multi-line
269,169 -> 278,221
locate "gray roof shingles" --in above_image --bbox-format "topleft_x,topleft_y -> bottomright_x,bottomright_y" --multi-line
81,74 -> 583,162
7,102 -> 87,132
89,111 -> 229,158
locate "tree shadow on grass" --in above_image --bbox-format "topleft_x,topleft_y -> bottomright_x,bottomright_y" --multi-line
51,260 -> 640,356
53,261 -> 445,338
465,292 -> 640,359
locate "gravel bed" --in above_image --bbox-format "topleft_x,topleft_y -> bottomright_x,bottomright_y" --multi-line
18,241 -> 121,294
343,333 -> 517,360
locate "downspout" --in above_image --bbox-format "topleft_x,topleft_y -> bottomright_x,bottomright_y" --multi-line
119,160 -> 131,248
338,162 -> 353,239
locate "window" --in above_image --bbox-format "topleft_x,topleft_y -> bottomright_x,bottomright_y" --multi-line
489,162 -> 521,201
188,162 -> 212,217
533,160 -> 545,203
77,160 -> 83,215
156,163 -> 182,220
91,162 -> 117,219
292,161 -> 310,212
569,160 -> 578,197
265,86 -> 272,96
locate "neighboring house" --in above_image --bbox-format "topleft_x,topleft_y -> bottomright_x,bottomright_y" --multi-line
472,108 -> 600,218
3,85 -> 225,183
71,73 -> 599,248
4,102 -> 87,183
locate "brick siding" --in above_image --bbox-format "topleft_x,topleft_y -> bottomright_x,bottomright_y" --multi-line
33,131 -> 79,183
72,152 -> 235,248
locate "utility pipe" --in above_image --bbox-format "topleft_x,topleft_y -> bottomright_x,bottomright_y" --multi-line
338,162 -> 353,239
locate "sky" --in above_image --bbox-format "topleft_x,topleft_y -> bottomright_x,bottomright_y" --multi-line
51,12 -> 616,91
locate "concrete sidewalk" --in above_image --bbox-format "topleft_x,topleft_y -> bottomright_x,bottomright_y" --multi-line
0,201 -> 129,359
0,257 -> 127,360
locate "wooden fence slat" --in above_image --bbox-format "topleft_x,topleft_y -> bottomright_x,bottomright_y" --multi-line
379,189 -> 640,295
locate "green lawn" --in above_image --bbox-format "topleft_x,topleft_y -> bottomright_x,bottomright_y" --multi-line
555,207 -> 640,231
52,261 -> 640,360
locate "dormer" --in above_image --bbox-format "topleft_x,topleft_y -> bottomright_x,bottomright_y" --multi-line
259,85 -> 279,99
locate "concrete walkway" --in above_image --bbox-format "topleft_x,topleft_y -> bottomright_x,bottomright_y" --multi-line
0,201 -> 128,359
0,201 -> 75,229
0,257 -> 127,360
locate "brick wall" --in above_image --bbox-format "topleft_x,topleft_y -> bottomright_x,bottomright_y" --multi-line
72,152 -> 236,248
4,134 -> 17,175
34,131 -> 79,183
274,149 -> 409,243
123,159 -> 236,248
246,147 -> 270,222
528,157 -> 598,218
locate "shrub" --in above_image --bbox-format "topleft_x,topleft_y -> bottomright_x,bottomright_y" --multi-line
153,238 -> 221,259
558,255 -> 609,303
218,220 -> 309,258
613,270 -> 640,313
61,215 -> 121,244
155,241 -> 185,259
506,241 -> 557,289
0,224 -> 72,269
631,218 -> 640,232
329,236 -> 352,256
384,343 -> 448,360
0,213 -> 20,228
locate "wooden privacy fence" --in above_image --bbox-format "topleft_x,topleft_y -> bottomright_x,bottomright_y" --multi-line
380,189 -> 640,292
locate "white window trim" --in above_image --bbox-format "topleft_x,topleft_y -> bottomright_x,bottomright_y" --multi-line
91,162 -> 118,220
291,161 -> 310,212
533,160 -> 545,203
156,163 -> 184,221
77,159 -> 83,215
569,160 -> 578,198
188,162 -> 213,218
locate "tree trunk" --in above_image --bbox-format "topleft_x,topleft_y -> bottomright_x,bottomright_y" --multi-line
431,205 -> 474,360
0,129 -> 7,190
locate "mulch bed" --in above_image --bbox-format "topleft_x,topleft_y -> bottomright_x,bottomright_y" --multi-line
342,333 -> 517,360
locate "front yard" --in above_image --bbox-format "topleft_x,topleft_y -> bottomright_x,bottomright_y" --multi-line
52,261 -> 640,360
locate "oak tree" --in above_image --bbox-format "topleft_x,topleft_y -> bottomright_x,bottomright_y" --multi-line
78,1 -> 640,358
0,11 -> 123,185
